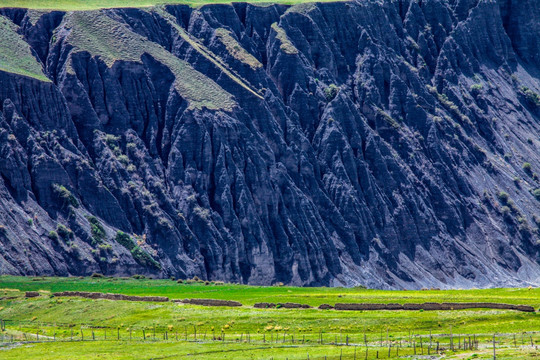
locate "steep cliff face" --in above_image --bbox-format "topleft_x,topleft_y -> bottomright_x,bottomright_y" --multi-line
0,0 -> 539,289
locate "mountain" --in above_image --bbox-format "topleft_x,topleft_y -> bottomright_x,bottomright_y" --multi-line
0,0 -> 539,289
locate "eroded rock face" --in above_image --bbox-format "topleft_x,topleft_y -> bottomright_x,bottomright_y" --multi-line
0,0 -> 539,289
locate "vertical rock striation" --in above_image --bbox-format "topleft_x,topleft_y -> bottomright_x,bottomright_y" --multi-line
0,0 -> 539,289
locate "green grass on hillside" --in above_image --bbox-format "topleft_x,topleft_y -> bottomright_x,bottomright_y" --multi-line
0,15 -> 49,81
271,22 -> 299,55
215,28 -> 263,70
0,0 -> 350,11
62,11 -> 235,111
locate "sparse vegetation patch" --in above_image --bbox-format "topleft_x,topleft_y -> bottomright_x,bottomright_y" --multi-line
0,15 -> 49,81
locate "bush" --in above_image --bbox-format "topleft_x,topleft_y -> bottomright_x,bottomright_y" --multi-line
497,191 -> 509,204
52,184 -> 79,208
324,84 -> 339,101
57,224 -> 74,240
91,273 -> 104,278
48,230 -> 59,241
521,87 -> 540,107
115,231 -> 136,251
117,154 -> 130,166
470,83 -> 483,96
98,243 -> 112,252
501,206 -> 512,219
0,225 -> 6,235
27,219 -> 33,226
532,189 -> 540,201
131,246 -> 161,269
523,162 -> 533,174
132,274 -> 146,279
104,134 -> 120,147
87,216 -> 106,243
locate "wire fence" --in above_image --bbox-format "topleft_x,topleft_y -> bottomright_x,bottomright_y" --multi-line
1,319 -> 539,359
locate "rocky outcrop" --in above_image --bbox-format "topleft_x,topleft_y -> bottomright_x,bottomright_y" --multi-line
0,0 -> 539,289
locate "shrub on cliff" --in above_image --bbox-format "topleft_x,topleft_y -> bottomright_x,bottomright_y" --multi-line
324,84 -> 339,101
115,231 -> 136,250
57,224 -> 74,240
87,216 -> 105,243
48,230 -> 59,241
521,87 -> 540,108
523,162 -> 533,175
52,184 -> 79,208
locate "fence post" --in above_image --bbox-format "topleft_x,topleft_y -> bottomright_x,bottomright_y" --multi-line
493,334 -> 496,360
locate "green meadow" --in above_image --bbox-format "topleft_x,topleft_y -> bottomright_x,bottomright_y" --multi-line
0,276 -> 539,359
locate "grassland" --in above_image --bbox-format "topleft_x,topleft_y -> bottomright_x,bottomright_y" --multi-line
0,15 -> 49,81
0,0 -> 350,11
0,276 -> 539,359
215,28 -> 263,70
63,11 -> 235,111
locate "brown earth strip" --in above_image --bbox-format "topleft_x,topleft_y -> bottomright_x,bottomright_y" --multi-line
318,304 -> 334,310
277,302 -> 311,309
52,291 -> 169,302
174,298 -> 242,307
334,302 -> 535,312
254,302 -> 276,308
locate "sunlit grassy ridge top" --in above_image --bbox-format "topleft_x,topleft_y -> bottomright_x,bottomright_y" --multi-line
0,15 -> 49,81
0,0 -> 350,10
1,275 -> 539,307
63,11 -> 235,111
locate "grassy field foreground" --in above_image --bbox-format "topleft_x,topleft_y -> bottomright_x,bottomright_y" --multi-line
0,276 -> 539,359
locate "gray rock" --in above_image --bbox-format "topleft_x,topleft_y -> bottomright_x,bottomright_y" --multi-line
0,1 -> 539,289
